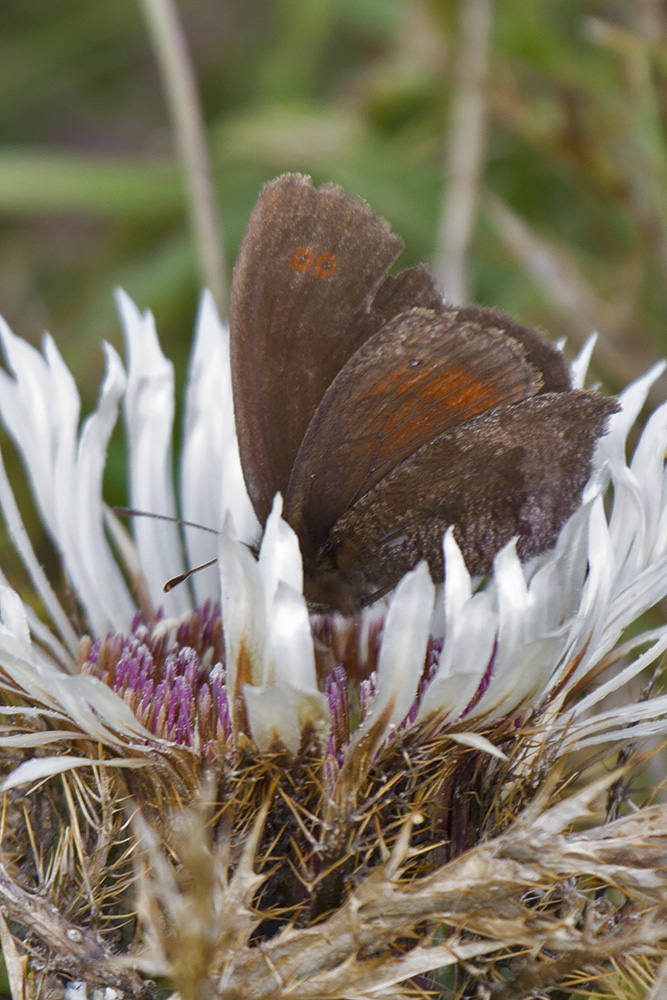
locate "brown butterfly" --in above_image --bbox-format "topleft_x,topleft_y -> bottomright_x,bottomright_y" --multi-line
229,174 -> 618,613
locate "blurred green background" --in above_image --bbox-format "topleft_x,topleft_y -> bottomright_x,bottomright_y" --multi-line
1,0 -> 666,560
3,1 -> 667,388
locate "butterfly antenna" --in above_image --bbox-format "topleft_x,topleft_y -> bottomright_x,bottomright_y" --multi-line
113,507 -> 220,592
163,559 -> 218,593
113,505 -> 218,534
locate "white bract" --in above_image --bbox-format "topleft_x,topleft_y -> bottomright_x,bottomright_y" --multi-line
0,294 -> 665,778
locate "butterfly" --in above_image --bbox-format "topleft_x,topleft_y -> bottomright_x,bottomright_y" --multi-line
229,174 -> 618,613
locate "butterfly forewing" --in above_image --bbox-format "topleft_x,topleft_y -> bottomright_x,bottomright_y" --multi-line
454,305 -> 573,393
285,307 -> 543,557
230,173 -> 404,523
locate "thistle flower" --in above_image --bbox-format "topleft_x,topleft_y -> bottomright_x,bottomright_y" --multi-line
1,292 -> 667,998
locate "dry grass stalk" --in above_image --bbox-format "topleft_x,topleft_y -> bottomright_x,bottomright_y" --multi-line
2,717 -> 665,999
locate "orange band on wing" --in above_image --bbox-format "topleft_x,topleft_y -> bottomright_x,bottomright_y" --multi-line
362,362 -> 526,464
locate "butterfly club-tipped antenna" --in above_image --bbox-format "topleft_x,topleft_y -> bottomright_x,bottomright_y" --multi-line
112,506 -> 219,593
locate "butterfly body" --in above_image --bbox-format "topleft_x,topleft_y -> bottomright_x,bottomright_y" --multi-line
230,174 -> 618,612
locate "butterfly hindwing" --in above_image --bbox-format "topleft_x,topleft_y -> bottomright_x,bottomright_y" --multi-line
309,391 -> 618,607
285,307 -> 544,559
